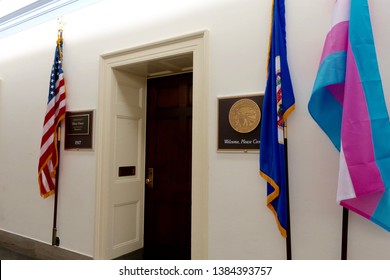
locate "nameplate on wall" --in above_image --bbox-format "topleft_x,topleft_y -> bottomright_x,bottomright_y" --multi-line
65,110 -> 94,150
218,94 -> 263,152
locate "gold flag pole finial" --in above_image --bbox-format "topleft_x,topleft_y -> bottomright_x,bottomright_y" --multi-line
56,17 -> 66,60
57,16 -> 66,39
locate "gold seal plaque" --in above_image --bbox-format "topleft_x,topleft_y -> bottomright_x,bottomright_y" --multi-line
228,98 -> 261,133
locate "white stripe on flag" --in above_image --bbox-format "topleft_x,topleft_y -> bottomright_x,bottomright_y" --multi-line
42,168 -> 51,193
55,99 -> 66,116
331,0 -> 350,28
337,143 -> 356,203
40,134 -> 54,155
42,115 -> 55,136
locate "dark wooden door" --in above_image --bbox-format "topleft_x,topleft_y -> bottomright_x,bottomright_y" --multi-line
144,73 -> 192,260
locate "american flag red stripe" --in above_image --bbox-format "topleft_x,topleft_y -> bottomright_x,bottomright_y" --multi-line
38,38 -> 67,198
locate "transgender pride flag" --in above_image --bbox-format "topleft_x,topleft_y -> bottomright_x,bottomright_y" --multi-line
308,0 -> 390,232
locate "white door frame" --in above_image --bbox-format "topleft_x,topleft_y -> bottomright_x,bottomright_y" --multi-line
94,31 -> 209,259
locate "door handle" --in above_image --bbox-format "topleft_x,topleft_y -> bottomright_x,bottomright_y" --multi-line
145,168 -> 153,188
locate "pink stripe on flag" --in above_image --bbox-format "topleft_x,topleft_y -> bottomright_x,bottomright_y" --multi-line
326,83 -> 345,105
320,21 -> 349,64
340,43 -> 385,196
341,191 -> 384,219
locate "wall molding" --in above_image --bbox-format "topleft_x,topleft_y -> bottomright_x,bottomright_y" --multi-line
0,0 -> 100,38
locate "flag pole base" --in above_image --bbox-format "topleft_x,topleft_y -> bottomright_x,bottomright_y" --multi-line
52,228 -> 60,246
341,208 -> 349,260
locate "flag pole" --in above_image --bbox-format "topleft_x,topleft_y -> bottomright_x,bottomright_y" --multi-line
341,207 -> 349,260
284,123 -> 292,260
52,126 -> 61,247
51,26 -> 64,247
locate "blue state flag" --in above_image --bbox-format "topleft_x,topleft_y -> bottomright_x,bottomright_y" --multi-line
260,0 -> 295,238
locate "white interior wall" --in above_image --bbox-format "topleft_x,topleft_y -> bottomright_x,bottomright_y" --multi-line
1,0 -> 390,259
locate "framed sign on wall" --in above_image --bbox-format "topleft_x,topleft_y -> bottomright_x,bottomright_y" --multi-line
218,93 -> 264,152
65,110 -> 94,150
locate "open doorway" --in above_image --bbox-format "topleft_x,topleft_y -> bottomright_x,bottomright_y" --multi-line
94,32 -> 209,260
144,72 -> 193,259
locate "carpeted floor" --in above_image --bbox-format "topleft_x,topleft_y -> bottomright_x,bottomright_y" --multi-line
0,245 -> 144,260
0,246 -> 35,260
113,248 -> 144,260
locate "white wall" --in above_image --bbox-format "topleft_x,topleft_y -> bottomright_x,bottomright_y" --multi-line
1,0 -> 390,259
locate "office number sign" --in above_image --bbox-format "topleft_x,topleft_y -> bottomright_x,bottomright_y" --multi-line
65,110 -> 94,150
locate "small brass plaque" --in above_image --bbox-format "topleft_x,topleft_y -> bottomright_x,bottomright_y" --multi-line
67,114 -> 90,135
65,110 -> 94,150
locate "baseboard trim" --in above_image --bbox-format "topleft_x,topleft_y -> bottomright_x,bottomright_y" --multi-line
0,229 -> 92,260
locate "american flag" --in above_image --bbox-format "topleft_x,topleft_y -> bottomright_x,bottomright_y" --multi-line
38,38 -> 67,198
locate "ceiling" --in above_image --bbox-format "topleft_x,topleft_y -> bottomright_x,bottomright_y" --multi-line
0,0 -> 38,18
118,53 -> 193,78
0,0 -> 101,38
